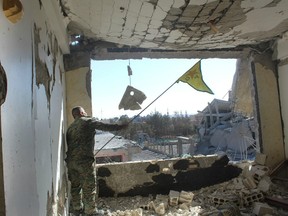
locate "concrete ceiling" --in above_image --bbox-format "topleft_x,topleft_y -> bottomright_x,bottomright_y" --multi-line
61,0 -> 288,59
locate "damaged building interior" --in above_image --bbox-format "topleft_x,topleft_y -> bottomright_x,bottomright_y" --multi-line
1,0 -> 288,215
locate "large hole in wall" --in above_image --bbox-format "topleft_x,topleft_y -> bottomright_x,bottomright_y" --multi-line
3,0 -> 23,24
90,58 -> 258,164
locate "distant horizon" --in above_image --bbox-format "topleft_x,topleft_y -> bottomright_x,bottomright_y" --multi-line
91,58 -> 237,120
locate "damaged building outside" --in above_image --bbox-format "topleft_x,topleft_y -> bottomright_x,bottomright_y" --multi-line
0,0 -> 288,215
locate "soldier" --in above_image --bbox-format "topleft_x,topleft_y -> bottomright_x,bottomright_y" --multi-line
66,106 -> 127,215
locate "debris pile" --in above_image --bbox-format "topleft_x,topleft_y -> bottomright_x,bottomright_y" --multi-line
195,98 -> 257,161
95,154 -> 288,216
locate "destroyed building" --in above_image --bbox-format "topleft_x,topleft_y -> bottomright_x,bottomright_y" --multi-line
0,0 -> 288,216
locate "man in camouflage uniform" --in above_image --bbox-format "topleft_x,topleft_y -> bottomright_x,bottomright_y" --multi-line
66,106 -> 127,215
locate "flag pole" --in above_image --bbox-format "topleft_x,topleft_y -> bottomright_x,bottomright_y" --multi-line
95,79 -> 178,156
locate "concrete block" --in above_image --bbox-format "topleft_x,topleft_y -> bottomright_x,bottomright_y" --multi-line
243,192 -> 264,206
210,195 -> 239,206
169,190 -> 180,206
257,176 -> 271,193
233,177 -> 245,190
241,165 -> 253,178
155,203 -> 165,215
255,153 -> 267,165
129,208 -> 143,216
179,203 -> 189,210
140,201 -> 154,210
179,190 -> 194,204
243,176 -> 257,189
252,202 -> 274,215
254,169 -> 268,183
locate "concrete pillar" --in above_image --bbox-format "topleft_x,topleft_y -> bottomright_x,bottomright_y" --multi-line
251,53 -> 285,169
64,51 -> 92,126
232,59 -> 254,117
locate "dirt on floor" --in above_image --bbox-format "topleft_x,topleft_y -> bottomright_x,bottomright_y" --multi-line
95,161 -> 288,216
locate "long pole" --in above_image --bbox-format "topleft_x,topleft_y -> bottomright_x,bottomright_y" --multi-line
95,80 -> 178,156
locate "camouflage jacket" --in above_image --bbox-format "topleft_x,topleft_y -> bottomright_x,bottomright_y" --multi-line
66,116 -> 124,163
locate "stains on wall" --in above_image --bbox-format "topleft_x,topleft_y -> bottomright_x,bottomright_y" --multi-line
98,167 -> 112,177
86,70 -> 91,98
38,0 -> 42,9
98,179 -> 115,197
97,155 -> 242,198
145,163 -> 160,173
0,63 -> 7,105
0,62 -> 7,215
63,51 -> 90,71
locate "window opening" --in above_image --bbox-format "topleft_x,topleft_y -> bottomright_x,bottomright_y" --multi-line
91,58 -> 258,164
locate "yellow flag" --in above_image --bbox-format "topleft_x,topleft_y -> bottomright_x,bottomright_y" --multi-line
177,60 -> 214,94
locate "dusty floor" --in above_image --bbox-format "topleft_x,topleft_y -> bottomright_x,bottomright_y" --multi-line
87,158 -> 288,216
94,170 -> 288,216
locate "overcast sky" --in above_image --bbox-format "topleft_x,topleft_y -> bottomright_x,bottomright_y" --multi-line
91,58 -> 237,119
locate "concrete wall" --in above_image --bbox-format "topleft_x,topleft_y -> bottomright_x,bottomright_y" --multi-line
96,155 -> 242,197
276,32 -> 288,160
252,53 -> 285,169
64,51 -> 92,126
65,66 -> 92,126
0,0 -> 69,215
232,59 -> 254,117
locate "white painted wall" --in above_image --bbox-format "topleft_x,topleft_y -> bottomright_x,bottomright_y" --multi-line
277,33 -> 288,159
0,0 -> 68,215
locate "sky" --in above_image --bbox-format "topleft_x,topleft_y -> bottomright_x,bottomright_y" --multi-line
91,58 -> 237,119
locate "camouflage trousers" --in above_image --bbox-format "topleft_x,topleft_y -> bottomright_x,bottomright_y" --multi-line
67,158 -> 97,214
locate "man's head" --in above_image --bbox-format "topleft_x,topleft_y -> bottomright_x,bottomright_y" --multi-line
72,106 -> 87,119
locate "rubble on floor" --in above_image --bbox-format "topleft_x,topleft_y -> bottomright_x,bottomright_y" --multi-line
95,155 -> 288,216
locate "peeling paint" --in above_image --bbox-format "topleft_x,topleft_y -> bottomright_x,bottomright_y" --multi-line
46,183 -> 54,216
34,24 -> 52,110
57,174 -> 68,216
